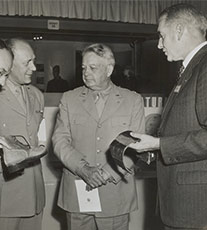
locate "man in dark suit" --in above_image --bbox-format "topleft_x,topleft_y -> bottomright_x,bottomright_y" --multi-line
129,3 -> 207,230
0,39 -> 45,230
52,43 -> 145,230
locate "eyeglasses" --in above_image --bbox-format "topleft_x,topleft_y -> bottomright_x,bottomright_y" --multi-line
0,69 -> 10,78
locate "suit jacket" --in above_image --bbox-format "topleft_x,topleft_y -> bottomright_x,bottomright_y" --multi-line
52,83 -> 145,217
0,84 -> 45,217
157,44 -> 207,228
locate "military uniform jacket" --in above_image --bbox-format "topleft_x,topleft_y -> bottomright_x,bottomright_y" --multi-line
52,84 -> 145,217
0,84 -> 45,217
158,45 -> 207,228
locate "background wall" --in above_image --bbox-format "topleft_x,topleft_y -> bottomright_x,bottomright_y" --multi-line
29,39 -> 177,96
31,40 -> 134,92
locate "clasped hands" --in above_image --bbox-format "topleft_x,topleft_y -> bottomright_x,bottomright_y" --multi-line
76,163 -> 112,191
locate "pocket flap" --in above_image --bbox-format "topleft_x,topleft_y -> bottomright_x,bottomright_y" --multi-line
177,170 -> 207,184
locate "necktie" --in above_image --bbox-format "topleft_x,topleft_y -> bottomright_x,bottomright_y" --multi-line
177,65 -> 185,82
15,86 -> 26,111
94,92 -> 105,117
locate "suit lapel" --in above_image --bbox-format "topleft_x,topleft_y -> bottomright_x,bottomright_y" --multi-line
159,45 -> 207,132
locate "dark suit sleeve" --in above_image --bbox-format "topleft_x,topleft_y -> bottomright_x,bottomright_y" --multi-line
160,57 -> 207,165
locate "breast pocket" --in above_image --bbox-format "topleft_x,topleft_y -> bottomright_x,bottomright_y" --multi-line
112,116 -> 130,127
111,115 -> 130,134
71,114 -> 88,140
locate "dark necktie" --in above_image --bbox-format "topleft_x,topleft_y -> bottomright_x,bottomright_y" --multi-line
177,65 -> 185,83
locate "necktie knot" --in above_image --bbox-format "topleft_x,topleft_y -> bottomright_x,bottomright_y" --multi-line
93,91 -> 106,103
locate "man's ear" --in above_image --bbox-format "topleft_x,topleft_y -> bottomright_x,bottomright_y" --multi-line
107,64 -> 114,77
176,23 -> 184,40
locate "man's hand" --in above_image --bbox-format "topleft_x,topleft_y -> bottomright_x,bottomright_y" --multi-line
76,164 -> 108,190
129,133 -> 160,153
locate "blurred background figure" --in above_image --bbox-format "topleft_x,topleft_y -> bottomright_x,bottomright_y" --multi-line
121,65 -> 137,91
46,65 -> 69,92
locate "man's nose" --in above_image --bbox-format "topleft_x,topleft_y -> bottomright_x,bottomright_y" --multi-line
157,38 -> 163,49
83,67 -> 90,76
30,62 -> 36,71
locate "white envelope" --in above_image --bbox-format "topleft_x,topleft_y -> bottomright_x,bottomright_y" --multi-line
75,180 -> 102,212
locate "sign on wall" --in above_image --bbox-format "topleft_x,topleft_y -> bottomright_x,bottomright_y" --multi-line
143,94 -> 166,135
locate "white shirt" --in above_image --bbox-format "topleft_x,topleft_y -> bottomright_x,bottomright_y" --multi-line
183,41 -> 207,69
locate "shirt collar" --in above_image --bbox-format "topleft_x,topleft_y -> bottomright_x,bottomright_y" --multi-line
6,79 -> 24,96
183,41 -> 207,69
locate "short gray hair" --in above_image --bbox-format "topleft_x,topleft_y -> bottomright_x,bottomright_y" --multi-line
6,38 -> 32,55
159,3 -> 207,37
82,43 -> 115,67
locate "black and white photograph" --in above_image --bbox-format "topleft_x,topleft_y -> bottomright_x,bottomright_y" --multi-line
0,1 -> 207,230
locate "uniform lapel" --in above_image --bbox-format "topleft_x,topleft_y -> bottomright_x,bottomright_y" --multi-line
0,85 -> 25,116
24,85 -> 35,122
79,87 -> 99,122
100,85 -> 123,123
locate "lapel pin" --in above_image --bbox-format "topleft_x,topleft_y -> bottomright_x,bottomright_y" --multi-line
174,85 -> 181,93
